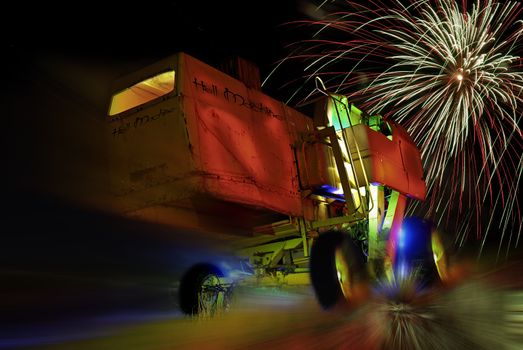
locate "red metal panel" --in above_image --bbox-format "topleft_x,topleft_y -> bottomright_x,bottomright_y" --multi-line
394,125 -> 426,200
299,142 -> 335,189
180,54 -> 305,216
348,124 -> 426,200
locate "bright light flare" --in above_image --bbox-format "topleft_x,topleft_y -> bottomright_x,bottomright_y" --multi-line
455,68 -> 464,81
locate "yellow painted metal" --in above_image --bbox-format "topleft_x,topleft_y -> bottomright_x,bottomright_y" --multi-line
386,193 -> 407,265
323,93 -> 374,216
238,237 -> 304,269
368,185 -> 385,261
383,190 -> 399,234
317,126 -> 358,214
340,127 -> 372,213
253,219 -> 298,236
244,271 -> 310,287
327,94 -> 361,130
368,186 -> 394,278
298,218 -> 309,257
238,237 -> 303,257
283,272 -> 311,286
311,212 -> 364,229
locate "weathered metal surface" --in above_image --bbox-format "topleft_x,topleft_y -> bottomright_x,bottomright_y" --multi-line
107,53 -> 315,217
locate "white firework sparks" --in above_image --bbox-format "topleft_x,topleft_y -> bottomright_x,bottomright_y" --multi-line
284,0 -> 523,254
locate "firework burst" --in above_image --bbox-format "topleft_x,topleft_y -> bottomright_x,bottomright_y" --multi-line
280,0 -> 523,254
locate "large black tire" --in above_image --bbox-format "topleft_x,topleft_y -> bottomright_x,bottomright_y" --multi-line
179,263 -> 224,315
310,231 -> 367,309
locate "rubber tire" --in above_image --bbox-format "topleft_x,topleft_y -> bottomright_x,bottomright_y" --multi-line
179,263 -> 224,315
309,231 -> 366,310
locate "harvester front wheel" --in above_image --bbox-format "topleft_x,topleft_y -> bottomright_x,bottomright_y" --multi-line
310,231 -> 367,309
393,216 -> 449,286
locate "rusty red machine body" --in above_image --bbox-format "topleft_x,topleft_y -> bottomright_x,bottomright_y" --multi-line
107,53 -> 423,222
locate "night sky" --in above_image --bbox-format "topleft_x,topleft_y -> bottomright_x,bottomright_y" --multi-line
6,1 -> 307,107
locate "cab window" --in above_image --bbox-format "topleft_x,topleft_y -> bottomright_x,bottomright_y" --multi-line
109,70 -> 175,116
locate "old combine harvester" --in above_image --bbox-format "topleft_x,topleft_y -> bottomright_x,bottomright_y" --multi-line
106,52 -> 448,315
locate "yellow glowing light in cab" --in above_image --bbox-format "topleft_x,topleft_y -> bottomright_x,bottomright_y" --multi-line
109,70 -> 175,116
